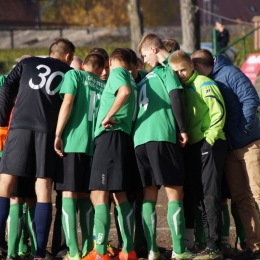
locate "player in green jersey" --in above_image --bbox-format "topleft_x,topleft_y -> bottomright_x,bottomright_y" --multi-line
112,48 -> 149,257
89,47 -> 110,82
133,33 -> 194,260
87,48 -> 137,260
50,55 -> 84,260
169,50 -> 227,260
54,53 -> 105,260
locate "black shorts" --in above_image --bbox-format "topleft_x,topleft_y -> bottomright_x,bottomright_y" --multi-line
135,141 -> 184,187
11,176 -> 36,198
89,131 -> 130,192
55,153 -> 92,193
0,129 -> 58,179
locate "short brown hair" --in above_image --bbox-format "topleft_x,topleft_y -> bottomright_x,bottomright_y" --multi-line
137,33 -> 166,53
83,53 -> 105,70
110,48 -> 132,68
169,50 -> 191,65
137,57 -> 144,67
126,48 -> 138,65
163,38 -> 180,52
191,49 -> 214,67
89,47 -> 109,62
49,38 -> 75,57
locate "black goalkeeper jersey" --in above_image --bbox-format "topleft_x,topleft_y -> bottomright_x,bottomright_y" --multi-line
0,56 -> 72,135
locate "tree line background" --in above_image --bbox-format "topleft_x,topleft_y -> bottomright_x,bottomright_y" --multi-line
40,0 -> 180,27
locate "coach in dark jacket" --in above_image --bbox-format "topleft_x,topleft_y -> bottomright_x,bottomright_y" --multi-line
209,54 -> 260,150
191,50 -> 260,260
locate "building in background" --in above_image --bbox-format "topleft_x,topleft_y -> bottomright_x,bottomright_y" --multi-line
0,0 -> 39,28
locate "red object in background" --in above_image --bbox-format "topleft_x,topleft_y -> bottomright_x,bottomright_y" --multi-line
241,54 -> 260,86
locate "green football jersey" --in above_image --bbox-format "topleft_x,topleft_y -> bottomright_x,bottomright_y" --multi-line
133,65 -> 183,148
60,70 -> 105,155
136,70 -> 147,84
94,67 -> 136,138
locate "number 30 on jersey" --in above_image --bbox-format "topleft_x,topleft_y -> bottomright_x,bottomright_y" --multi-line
29,64 -> 64,95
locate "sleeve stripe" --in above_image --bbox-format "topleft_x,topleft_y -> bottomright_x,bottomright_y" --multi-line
200,81 -> 217,88
205,95 -> 225,128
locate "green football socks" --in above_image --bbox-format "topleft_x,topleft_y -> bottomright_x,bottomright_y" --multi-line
18,204 -> 30,255
27,207 -> 36,256
116,201 -> 134,253
142,200 -> 158,252
94,204 -> 110,255
167,201 -> 185,254
62,198 -> 79,257
7,203 -> 23,257
77,197 -> 94,256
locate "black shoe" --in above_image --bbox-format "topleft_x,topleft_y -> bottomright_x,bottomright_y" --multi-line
134,245 -> 148,258
232,248 -> 260,260
222,244 -> 234,258
158,247 -> 166,253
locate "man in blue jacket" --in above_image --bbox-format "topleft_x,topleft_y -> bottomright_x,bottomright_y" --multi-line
191,49 -> 260,260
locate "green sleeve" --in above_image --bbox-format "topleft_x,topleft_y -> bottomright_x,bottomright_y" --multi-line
59,70 -> 78,99
163,67 -> 183,93
108,68 -> 131,95
200,81 -> 226,145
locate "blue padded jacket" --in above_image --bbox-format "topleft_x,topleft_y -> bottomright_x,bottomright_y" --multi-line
209,54 -> 260,150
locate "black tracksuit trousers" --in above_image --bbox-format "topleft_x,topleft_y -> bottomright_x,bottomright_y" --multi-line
183,138 -> 227,250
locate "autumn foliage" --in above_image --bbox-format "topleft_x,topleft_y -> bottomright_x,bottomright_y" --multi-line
40,0 -> 180,27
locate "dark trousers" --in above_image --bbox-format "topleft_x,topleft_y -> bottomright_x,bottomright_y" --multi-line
183,138 -> 227,250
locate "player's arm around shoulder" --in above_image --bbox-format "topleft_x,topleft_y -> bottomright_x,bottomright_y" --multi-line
198,75 -> 226,146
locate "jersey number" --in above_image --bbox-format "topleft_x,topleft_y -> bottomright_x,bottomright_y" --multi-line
88,90 -> 101,121
139,83 -> 149,110
132,90 -> 138,121
29,64 -> 64,95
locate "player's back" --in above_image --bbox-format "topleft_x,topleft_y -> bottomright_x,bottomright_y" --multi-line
133,66 -> 180,147
5,56 -> 72,135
